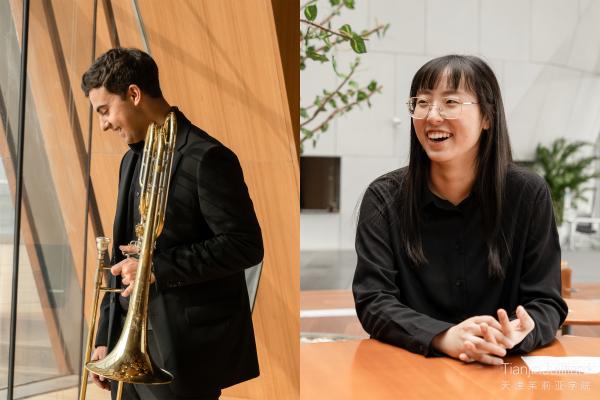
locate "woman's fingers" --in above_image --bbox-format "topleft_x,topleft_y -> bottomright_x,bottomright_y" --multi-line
516,305 -> 535,331
467,335 -> 507,358
471,315 -> 502,331
463,341 -> 504,366
481,323 -> 496,345
497,309 -> 513,335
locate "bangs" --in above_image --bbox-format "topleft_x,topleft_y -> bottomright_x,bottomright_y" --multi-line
410,55 -> 478,97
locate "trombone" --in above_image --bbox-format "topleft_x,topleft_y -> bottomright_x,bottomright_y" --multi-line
79,112 -> 177,399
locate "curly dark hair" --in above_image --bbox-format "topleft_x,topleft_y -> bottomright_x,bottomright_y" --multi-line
81,48 -> 163,98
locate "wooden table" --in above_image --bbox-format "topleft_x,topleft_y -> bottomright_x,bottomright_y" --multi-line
301,336 -> 600,399
565,298 -> 600,326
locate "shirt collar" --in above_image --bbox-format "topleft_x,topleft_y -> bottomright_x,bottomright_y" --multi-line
128,140 -> 145,155
421,182 -> 478,211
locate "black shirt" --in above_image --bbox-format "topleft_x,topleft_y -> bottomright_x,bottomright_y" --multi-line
352,165 -> 568,356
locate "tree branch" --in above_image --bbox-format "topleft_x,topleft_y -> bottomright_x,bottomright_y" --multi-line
301,86 -> 381,144
313,23 -> 387,54
301,62 -> 359,128
300,19 -> 350,40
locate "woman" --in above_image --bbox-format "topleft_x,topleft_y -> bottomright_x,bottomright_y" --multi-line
352,55 -> 567,366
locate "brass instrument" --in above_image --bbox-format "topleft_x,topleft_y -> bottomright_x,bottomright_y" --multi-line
79,112 -> 177,399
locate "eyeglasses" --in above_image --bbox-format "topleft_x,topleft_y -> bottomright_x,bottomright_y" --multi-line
407,96 -> 479,120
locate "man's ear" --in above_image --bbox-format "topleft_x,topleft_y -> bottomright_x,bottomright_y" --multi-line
128,84 -> 142,106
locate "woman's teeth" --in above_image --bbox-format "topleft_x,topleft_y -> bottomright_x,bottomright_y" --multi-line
427,132 -> 451,142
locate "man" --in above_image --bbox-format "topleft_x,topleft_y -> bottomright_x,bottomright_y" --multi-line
81,48 -> 263,400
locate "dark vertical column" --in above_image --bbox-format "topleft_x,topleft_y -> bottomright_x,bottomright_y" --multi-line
7,0 -> 30,398
270,0 -> 299,156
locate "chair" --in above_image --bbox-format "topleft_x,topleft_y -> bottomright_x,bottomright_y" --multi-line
245,261 -> 263,312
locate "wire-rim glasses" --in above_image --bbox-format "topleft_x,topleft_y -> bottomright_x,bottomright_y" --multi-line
407,96 -> 479,120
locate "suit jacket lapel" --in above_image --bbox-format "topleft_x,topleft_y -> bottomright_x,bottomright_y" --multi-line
169,108 -> 191,182
113,151 -> 137,260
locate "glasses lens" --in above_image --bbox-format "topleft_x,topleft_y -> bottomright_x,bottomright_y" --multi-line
408,97 -> 429,119
440,97 -> 461,119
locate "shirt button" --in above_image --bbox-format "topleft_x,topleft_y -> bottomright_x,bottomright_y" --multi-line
455,280 -> 463,287
136,192 -> 140,197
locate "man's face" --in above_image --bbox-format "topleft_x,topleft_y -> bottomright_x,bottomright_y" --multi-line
88,86 -> 147,144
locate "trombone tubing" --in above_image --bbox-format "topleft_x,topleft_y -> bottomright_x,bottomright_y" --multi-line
79,237 -> 110,400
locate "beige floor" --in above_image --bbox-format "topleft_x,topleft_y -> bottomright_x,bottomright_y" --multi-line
26,384 -> 107,400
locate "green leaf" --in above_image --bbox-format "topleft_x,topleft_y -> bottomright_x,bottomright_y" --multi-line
357,91 -> 368,101
343,0 -> 355,9
300,108 -> 309,119
330,0 -> 341,5
304,4 -> 318,21
306,47 -> 329,62
321,122 -> 329,132
367,80 -> 377,92
328,98 -> 337,108
350,34 -> 367,53
301,127 -> 313,140
339,24 -> 353,37
339,93 -> 349,104
348,80 -> 358,89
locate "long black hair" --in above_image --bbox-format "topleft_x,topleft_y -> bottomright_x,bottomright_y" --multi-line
400,55 -> 513,279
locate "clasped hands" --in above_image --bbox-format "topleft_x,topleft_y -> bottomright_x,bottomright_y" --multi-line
432,306 -> 535,366
110,244 -> 155,297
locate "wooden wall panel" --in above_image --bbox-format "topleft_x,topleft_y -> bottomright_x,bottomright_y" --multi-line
131,1 -> 299,398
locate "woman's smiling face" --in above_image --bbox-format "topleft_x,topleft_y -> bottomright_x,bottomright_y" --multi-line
412,76 -> 489,167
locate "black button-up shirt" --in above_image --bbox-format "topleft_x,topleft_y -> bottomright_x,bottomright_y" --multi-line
353,165 -> 568,356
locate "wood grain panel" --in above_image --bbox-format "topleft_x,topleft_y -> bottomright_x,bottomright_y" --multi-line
128,1 -> 299,398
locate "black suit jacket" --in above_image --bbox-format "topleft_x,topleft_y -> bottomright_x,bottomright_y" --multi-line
95,108 -> 263,394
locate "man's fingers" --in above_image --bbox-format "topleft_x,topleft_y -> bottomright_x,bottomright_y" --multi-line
110,263 -> 123,276
121,285 -> 133,297
459,352 -> 475,363
92,374 -> 110,390
120,244 -> 140,255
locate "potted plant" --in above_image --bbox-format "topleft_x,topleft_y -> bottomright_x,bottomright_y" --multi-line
534,138 -> 600,228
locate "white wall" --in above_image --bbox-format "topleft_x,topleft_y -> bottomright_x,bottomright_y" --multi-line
301,0 -> 600,250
